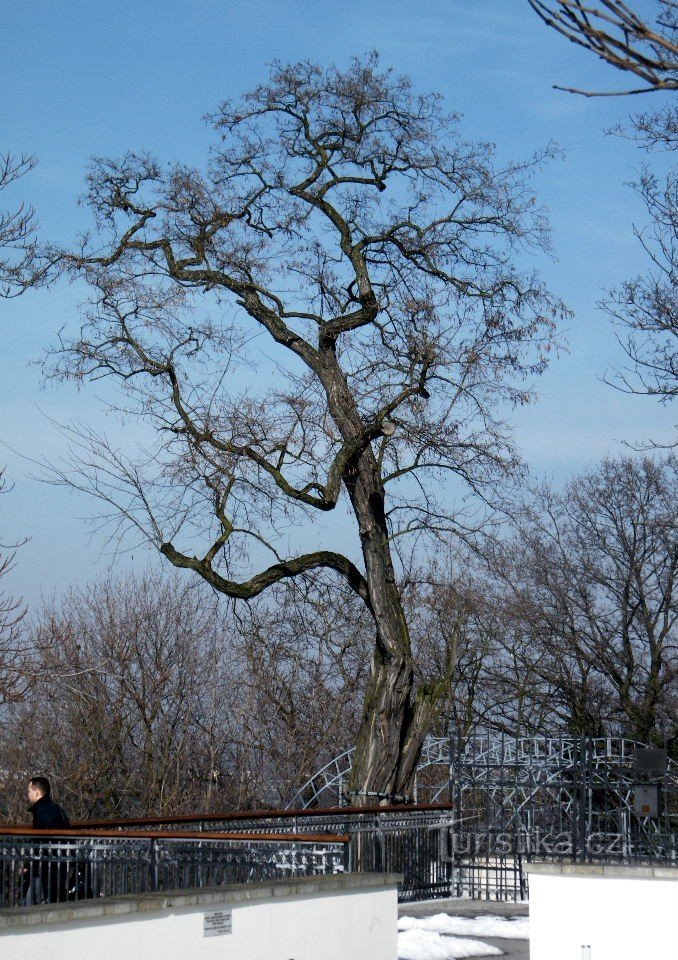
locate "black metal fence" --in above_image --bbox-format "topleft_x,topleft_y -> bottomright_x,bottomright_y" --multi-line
446,730 -> 678,899
0,832 -> 347,909
70,805 -> 458,903
344,808 -> 456,902
86,731 -> 675,903
4,733 -> 676,908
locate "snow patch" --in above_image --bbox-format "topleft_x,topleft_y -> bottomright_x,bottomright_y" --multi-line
398,928 -> 502,959
399,913 -> 529,940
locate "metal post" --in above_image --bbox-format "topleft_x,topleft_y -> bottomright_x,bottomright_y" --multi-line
448,720 -> 463,897
150,837 -> 159,893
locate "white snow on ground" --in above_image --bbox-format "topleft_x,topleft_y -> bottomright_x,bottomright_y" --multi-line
399,914 -> 530,940
398,928 -> 502,959
398,914 -> 529,960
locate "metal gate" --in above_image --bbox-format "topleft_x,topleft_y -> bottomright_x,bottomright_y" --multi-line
447,729 -> 678,899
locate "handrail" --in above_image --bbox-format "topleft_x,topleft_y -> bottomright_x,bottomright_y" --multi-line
39,801 -> 454,832
0,823 -> 350,910
0,827 -> 349,843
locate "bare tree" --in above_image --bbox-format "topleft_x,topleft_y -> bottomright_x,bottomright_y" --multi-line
4,571 -> 235,818
0,154 -> 39,692
404,566 -> 488,737
48,55 -> 563,803
486,456 -> 678,745
527,0 -> 678,95
0,152 -> 41,297
601,123 -> 677,413
0,470 -> 28,704
0,570 -> 373,819
528,2 -> 677,436
224,577 -> 371,807
406,558 -> 571,741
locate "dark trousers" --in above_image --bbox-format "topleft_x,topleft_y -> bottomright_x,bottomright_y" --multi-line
22,856 -> 69,905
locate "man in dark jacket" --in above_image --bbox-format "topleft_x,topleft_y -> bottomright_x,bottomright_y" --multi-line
27,777 -> 70,830
24,776 -> 70,904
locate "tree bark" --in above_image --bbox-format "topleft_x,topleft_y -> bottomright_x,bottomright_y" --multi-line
319,346 -> 444,803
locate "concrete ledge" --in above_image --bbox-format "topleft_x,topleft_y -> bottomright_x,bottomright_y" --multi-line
0,872 -> 403,931
527,861 -> 678,881
399,898 -> 529,918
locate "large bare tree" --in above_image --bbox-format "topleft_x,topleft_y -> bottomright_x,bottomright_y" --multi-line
49,56 -> 563,803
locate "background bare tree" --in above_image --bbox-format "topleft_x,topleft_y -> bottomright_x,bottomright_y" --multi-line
483,455 -> 678,748
47,55 -> 563,803
224,577 -> 371,807
0,152 -> 40,297
0,570 -> 372,820
404,566 -> 490,737
0,154 -> 41,699
528,1 -> 677,437
2,571 -> 233,819
402,456 -> 678,750
0,470 -> 28,704
602,115 -> 677,411
527,0 -> 678,95
404,560 -> 561,742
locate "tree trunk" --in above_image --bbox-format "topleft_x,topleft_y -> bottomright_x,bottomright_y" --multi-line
319,349 -> 447,805
348,646 -> 443,804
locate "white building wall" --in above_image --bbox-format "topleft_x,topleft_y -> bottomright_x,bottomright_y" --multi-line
528,864 -> 678,960
0,873 -> 400,960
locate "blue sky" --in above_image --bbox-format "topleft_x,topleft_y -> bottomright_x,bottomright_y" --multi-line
2,0 -> 675,605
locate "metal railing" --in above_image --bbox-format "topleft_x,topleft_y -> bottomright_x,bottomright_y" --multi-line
8,761 -> 676,909
76,806 -> 458,903
0,829 -> 348,909
64,801 -> 452,834
68,804 -> 457,902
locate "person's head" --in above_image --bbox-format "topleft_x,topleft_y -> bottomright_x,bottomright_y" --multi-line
27,776 -> 51,805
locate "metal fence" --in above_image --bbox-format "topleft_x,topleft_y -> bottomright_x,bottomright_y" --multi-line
446,730 -> 678,899
69,804 -> 457,903
343,808 -> 455,902
0,831 -> 347,909
78,731 -> 676,903
6,733 -> 676,908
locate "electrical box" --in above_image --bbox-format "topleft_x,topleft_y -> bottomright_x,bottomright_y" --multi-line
634,784 -> 659,817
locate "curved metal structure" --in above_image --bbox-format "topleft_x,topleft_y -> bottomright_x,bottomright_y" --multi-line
284,731 -> 678,901
445,735 -> 668,829
289,733 -> 677,842
287,737 -> 450,809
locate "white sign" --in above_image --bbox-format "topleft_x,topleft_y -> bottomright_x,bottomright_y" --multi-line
203,909 -> 233,937
633,785 -> 658,817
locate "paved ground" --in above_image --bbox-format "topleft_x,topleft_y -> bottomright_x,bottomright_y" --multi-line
398,898 -> 529,960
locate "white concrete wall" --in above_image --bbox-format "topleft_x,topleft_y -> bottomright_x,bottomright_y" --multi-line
0,873 -> 400,960
528,864 -> 678,960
